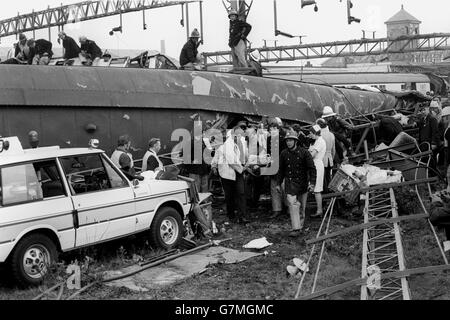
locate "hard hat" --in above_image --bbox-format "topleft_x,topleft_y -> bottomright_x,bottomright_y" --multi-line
190,28 -> 200,38
284,131 -> 299,141
228,9 -> 238,18
322,106 -> 337,118
442,107 -> 450,118
274,117 -> 283,127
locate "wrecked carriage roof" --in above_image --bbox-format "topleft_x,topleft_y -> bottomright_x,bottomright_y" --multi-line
0,65 -> 396,123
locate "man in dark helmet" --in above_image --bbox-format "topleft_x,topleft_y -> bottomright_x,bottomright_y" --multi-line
228,9 -> 252,68
277,131 -> 316,237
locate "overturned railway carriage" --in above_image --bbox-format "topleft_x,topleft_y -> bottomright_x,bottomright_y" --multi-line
0,65 -> 397,159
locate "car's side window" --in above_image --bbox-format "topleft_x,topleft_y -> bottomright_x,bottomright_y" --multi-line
61,154 -> 127,195
101,155 -> 129,189
1,160 -> 65,206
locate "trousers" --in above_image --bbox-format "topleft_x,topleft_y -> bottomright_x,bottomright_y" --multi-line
270,175 -> 284,212
231,40 -> 248,68
286,194 -> 305,231
221,173 -> 247,219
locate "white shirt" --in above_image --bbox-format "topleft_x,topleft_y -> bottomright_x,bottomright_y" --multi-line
211,136 -> 243,181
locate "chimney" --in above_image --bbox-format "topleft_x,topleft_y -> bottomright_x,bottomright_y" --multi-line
160,40 -> 166,55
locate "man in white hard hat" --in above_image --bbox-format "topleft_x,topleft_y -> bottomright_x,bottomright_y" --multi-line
322,106 -> 354,160
179,28 -> 204,70
228,9 -> 252,68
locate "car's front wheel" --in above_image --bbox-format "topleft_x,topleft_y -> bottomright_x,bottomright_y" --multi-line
149,207 -> 183,250
9,233 -> 58,287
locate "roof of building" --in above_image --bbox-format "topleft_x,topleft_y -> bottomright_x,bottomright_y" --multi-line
385,5 -> 421,24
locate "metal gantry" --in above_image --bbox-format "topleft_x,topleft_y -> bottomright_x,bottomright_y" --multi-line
361,188 -> 411,300
203,33 -> 450,66
0,0 -> 201,39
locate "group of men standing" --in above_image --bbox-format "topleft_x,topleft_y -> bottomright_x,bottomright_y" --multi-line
1,32 -> 103,66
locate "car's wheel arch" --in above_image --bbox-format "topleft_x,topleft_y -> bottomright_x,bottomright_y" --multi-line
9,226 -> 62,260
152,199 -> 186,224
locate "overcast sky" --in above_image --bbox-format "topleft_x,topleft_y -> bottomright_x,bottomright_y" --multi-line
1,0 -> 449,62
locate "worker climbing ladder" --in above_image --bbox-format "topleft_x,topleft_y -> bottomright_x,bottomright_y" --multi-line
361,188 -> 411,300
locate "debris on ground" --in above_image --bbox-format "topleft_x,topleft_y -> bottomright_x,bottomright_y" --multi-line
243,237 -> 273,250
103,246 -> 263,292
340,164 -> 403,187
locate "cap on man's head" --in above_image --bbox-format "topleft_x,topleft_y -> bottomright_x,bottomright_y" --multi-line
79,36 -> 87,42
148,138 -> 161,148
118,135 -> 130,146
190,29 -> 200,38
19,33 -> 27,41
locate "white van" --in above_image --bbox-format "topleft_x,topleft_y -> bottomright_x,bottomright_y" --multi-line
0,137 -> 200,287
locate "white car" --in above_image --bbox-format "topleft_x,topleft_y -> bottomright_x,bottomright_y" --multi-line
0,138 -> 201,287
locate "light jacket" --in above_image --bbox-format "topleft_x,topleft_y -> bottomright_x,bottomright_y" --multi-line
320,127 -> 336,168
211,136 -> 244,181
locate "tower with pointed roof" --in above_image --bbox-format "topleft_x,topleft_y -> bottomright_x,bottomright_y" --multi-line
384,5 -> 422,60
385,5 -> 421,39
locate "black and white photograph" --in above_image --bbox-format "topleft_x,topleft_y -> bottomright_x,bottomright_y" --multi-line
0,0 -> 449,312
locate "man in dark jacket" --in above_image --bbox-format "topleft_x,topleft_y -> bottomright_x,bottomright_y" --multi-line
27,38 -> 53,65
58,31 -> 81,60
417,104 -> 440,150
277,131 -> 316,237
322,106 -> 354,160
179,28 -> 203,70
376,114 -> 404,145
228,9 -> 252,68
79,36 -> 103,66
